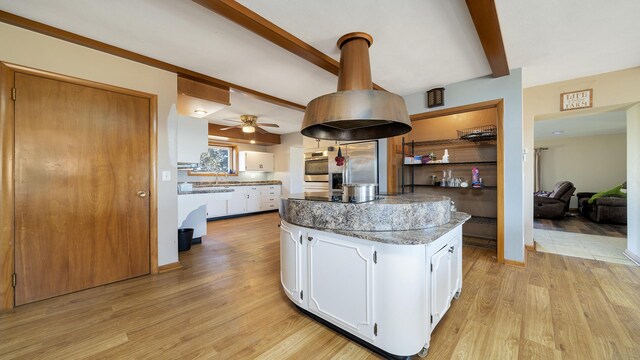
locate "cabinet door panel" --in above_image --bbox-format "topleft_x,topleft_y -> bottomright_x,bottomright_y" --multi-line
280,223 -> 303,304
431,245 -> 452,328
449,234 -> 462,297
206,199 -> 227,218
227,189 -> 247,215
307,232 -> 375,340
246,190 -> 261,212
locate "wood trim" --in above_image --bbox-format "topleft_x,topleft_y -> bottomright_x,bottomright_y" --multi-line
158,262 -> 183,273
0,63 -> 15,310
391,99 -> 507,264
465,0 -> 509,77
526,243 -> 536,252
386,136 -> 399,193
0,10 -> 305,111
208,123 -> 281,145
410,99 -> 502,121
504,259 -> 525,268
496,99 -> 505,264
149,96 -> 159,275
192,0 -> 386,91
0,62 -> 160,309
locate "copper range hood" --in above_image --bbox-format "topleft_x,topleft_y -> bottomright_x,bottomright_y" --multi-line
301,32 -> 411,141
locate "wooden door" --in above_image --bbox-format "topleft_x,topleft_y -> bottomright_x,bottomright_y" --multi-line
14,73 -> 150,305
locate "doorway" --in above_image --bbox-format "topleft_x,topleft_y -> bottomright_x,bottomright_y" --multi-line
533,108 -> 632,265
0,63 -> 159,308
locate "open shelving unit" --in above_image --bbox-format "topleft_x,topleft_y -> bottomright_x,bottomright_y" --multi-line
401,126 -> 499,244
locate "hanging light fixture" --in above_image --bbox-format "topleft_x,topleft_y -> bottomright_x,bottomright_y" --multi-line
242,126 -> 256,133
301,32 -> 411,140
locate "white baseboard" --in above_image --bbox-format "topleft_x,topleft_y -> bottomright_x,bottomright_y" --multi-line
623,249 -> 640,266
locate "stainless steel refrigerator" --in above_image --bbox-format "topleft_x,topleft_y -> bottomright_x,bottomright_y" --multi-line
328,140 -> 378,191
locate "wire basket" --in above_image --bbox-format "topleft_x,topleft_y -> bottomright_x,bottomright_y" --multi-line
457,125 -> 497,141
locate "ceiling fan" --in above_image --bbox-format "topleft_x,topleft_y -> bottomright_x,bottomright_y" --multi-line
219,115 -> 279,134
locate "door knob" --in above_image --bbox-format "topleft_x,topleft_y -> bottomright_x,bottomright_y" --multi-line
137,190 -> 147,198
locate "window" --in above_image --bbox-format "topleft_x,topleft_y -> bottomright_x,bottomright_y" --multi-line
190,143 -> 238,176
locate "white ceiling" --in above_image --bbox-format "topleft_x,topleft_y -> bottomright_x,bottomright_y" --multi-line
535,111 -> 627,140
1,0 -> 638,134
206,90 -> 303,134
495,0 -> 640,87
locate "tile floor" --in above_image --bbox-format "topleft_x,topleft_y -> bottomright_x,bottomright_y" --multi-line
534,228 -> 637,266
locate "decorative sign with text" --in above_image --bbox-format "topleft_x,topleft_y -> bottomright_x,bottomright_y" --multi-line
560,89 -> 593,111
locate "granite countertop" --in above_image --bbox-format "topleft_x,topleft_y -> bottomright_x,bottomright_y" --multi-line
191,180 -> 282,188
290,212 -> 471,246
280,193 -> 452,232
178,188 -> 235,195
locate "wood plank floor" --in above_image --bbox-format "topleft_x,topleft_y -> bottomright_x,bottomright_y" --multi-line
1,212 -> 638,359
534,213 -> 627,238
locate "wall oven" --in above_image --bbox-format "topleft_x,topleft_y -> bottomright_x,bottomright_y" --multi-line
304,150 -> 328,182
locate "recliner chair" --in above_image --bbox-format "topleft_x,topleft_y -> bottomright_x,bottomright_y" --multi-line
533,181 -> 576,219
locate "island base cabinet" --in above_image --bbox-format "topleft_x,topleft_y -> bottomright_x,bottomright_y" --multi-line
280,221 -> 464,358
280,222 -> 304,306
307,231 -> 376,341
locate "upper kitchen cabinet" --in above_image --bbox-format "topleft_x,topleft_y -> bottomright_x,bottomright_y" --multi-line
177,116 -> 209,164
239,151 -> 275,172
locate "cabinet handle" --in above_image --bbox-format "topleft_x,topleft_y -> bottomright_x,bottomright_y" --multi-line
448,246 -> 455,253
308,236 -> 313,241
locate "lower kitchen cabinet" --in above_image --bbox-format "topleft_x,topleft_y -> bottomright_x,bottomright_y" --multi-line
280,220 -> 463,357
208,185 -> 281,219
307,229 -> 376,340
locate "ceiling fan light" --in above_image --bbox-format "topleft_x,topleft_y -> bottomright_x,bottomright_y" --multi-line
243,126 -> 256,133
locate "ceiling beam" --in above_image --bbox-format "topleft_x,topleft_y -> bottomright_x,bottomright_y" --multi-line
0,10 -> 306,111
465,0 -> 510,77
208,123 -> 281,145
192,0 -> 386,91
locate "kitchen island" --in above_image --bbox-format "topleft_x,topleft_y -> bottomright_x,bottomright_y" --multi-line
279,193 -> 470,359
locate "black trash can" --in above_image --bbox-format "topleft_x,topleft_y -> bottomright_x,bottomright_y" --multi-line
178,228 -> 194,252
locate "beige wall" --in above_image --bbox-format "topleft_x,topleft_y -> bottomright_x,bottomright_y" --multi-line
535,133 -> 626,208
523,67 -> 640,246
0,22 -> 179,266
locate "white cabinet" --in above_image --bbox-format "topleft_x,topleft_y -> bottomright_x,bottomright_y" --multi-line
280,222 -> 304,305
430,244 -> 453,328
177,116 -> 208,164
239,151 -> 275,172
206,198 -> 227,218
227,187 -> 247,215
245,187 -> 262,213
306,229 -> 376,340
279,220 -> 464,357
206,185 -> 281,218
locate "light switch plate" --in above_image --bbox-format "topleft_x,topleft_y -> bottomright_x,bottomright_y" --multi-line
162,170 -> 171,181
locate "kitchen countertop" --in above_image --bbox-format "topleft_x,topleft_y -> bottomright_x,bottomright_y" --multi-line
178,188 -> 235,195
298,212 -> 471,245
280,192 -> 452,232
190,180 -> 282,187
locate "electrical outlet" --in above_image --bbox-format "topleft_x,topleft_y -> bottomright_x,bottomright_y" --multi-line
162,171 -> 171,181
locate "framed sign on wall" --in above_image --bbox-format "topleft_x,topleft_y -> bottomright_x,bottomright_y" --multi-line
560,89 -> 593,111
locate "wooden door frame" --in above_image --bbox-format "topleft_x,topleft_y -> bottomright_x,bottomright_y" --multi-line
0,62 -> 159,310
387,99 -> 505,263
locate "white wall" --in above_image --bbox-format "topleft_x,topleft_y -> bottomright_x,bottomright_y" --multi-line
535,133 -> 627,208
267,132 -> 304,195
178,143 -> 270,182
0,22 -> 179,266
627,104 -> 640,260
404,69 -> 524,263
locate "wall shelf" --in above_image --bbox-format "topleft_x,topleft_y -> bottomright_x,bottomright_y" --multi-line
404,184 -> 497,190
404,137 -> 496,147
404,161 -> 497,166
